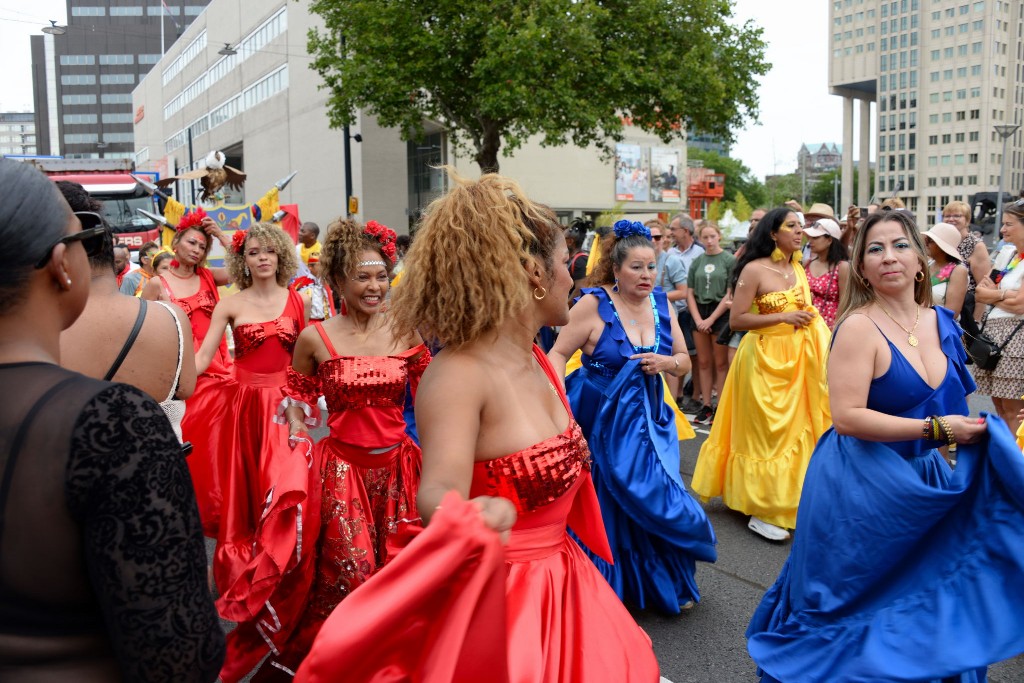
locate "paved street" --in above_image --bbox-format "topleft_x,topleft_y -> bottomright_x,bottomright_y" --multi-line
223,393 -> 1023,681
640,393 -> 1024,683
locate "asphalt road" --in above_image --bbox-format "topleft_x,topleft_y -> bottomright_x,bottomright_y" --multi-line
222,393 -> 1023,682
640,393 -> 1024,683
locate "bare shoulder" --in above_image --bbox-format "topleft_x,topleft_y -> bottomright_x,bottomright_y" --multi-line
417,349 -> 488,405
832,311 -> 881,349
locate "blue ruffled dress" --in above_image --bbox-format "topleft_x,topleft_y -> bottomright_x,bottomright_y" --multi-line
747,307 -> 1024,682
566,287 -> 717,614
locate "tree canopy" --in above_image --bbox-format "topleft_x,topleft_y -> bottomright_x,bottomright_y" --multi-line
307,0 -> 769,172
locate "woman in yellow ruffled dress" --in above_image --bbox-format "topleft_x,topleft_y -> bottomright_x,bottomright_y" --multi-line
692,207 -> 832,542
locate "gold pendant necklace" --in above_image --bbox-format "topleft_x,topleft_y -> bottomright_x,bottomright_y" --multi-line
876,302 -> 921,347
758,263 -> 793,281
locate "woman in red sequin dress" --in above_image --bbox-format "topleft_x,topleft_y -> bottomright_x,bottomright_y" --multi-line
143,209 -> 233,535
239,218 -> 428,681
294,173 -> 659,683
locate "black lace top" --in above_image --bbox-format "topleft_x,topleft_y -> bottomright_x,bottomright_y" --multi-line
0,362 -> 224,681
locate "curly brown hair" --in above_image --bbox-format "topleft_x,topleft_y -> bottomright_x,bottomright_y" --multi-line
320,218 -> 394,293
389,169 -> 562,349
226,222 -> 298,289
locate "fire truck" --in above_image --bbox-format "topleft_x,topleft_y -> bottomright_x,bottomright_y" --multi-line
16,157 -> 162,251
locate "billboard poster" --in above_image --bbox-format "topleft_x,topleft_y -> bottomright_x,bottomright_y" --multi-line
615,143 -> 649,202
651,147 -> 681,202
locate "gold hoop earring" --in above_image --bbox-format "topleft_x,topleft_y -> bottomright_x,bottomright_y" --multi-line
533,286 -> 548,301
915,271 -> 925,282
861,276 -> 871,288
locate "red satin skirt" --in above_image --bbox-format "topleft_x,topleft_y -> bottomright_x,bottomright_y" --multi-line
181,344 -> 234,537
247,435 -> 422,682
294,481 -> 660,683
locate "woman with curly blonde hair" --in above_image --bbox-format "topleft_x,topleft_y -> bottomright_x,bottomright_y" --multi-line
191,224 -> 310,670
293,171 -> 659,683
231,217 -> 430,682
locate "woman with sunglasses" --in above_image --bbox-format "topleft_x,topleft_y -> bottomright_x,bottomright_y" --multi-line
143,208 -> 235,536
0,160 -> 224,679
57,182 -> 197,443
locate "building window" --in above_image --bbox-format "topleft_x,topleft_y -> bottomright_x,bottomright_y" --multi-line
185,6 -> 206,16
70,7 -> 105,16
101,93 -> 132,104
956,133 -> 965,142
110,6 -> 143,16
969,131 -> 979,141
59,55 -> 95,65
929,135 -> 938,144
61,94 -> 96,105
100,74 -> 135,85
64,133 -> 99,144
63,114 -> 97,125
147,5 -> 181,15
102,113 -> 134,124
969,153 -> 978,162
942,134 -> 952,143
61,75 -> 96,85
139,54 -> 161,64
99,54 -> 134,65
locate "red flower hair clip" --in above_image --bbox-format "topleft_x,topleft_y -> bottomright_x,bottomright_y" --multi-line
363,219 -> 397,262
231,229 -> 247,254
176,206 -> 208,233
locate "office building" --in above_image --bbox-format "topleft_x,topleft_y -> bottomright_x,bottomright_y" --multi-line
30,0 -> 211,160
829,0 -> 1022,223
0,113 -> 37,156
132,0 -> 689,233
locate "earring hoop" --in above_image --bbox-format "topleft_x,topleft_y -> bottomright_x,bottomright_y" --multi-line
533,286 -> 548,301
915,271 -> 925,282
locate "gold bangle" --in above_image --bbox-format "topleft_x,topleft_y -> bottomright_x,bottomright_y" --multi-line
934,415 -> 957,454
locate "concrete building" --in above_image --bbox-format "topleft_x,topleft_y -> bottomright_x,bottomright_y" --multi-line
0,113 -> 37,156
829,0 -> 1022,223
30,0 -> 211,160
131,0 -> 689,234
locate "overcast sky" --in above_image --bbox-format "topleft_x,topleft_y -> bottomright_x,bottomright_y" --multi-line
1,0 -> 848,181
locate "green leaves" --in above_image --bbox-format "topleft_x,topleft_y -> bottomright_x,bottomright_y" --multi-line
307,0 -> 768,172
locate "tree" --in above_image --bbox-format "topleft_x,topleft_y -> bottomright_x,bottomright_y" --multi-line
809,168 -> 875,210
686,147 -> 767,208
307,0 -> 769,172
731,190 -> 753,222
765,173 -> 803,208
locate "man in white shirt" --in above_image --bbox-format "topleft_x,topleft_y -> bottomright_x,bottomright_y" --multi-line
668,213 -> 705,413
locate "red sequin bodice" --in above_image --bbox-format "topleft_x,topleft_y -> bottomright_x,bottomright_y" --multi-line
174,288 -> 218,318
233,317 -> 301,360
318,345 -> 427,449
471,421 -> 591,516
319,356 -> 409,412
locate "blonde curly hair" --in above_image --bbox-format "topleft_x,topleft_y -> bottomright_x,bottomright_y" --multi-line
390,169 -> 562,349
320,218 -> 394,293
226,222 -> 298,289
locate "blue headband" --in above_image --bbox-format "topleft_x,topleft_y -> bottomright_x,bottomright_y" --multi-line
612,219 -> 651,240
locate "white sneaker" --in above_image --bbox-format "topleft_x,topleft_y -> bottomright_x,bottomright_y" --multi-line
748,516 -> 791,542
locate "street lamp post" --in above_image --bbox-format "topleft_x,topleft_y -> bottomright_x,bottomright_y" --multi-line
995,124 -> 1020,236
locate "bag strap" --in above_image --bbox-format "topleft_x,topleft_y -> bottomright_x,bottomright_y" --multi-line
104,299 -> 148,381
995,318 -> 1024,353
152,301 -> 185,402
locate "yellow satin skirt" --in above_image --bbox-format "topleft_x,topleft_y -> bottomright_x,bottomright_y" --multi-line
565,349 -> 695,441
692,319 -> 831,529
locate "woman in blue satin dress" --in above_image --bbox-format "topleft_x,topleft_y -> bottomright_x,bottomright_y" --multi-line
549,220 -> 717,615
746,210 -> 1024,682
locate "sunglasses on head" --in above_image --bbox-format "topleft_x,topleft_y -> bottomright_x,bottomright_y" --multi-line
34,212 -> 109,269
